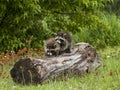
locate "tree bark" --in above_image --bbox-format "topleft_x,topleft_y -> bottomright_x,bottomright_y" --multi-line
10,43 -> 101,84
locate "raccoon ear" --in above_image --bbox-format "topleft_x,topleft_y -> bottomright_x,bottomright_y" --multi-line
43,40 -> 46,44
63,33 -> 67,36
43,40 -> 47,46
54,33 -> 57,36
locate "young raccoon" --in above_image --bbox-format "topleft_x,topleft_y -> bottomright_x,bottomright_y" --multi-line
44,37 -> 61,57
55,31 -> 72,53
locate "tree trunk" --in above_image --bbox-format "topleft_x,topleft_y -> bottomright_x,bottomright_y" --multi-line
10,43 -> 101,84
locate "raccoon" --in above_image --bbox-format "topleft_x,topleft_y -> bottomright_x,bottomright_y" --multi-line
44,37 -> 61,56
55,31 -> 72,53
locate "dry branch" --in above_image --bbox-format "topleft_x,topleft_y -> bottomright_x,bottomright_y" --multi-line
10,43 -> 101,84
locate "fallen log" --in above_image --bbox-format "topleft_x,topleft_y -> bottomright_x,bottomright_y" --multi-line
10,43 -> 101,84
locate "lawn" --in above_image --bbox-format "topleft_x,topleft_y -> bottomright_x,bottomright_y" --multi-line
0,46 -> 120,90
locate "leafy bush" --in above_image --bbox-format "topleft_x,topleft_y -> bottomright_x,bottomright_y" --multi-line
0,0 -> 41,50
73,14 -> 120,48
1,0 -> 120,51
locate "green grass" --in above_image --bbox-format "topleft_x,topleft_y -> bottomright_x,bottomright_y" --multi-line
0,46 -> 120,90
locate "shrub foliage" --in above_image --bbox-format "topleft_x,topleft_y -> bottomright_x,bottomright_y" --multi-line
0,0 -> 119,51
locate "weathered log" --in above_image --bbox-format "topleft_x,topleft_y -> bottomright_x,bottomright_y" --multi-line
10,43 -> 101,84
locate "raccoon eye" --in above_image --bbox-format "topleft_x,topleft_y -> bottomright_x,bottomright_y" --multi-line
52,46 -> 55,48
54,45 -> 57,48
46,46 -> 49,48
47,46 -> 51,49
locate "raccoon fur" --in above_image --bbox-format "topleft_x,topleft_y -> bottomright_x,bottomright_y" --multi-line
55,31 -> 72,53
44,37 -> 61,56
